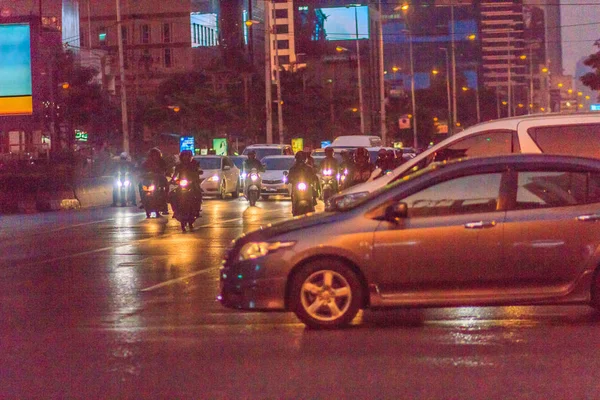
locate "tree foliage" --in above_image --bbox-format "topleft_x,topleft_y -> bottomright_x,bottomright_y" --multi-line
581,40 -> 600,92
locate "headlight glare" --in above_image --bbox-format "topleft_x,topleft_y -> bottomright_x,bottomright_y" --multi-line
209,175 -> 220,182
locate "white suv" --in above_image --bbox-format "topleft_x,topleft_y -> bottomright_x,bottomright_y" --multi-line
242,144 -> 293,161
332,112 -> 600,203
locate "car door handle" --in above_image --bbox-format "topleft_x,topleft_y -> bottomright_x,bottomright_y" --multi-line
464,221 -> 496,229
577,214 -> 600,222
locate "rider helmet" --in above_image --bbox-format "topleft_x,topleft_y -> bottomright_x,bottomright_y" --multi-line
324,147 -> 334,156
295,151 -> 307,163
179,150 -> 193,163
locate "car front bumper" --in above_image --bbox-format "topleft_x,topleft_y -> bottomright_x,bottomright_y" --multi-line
261,182 -> 291,196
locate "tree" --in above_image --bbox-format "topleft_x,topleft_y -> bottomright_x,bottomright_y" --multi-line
581,40 -> 600,92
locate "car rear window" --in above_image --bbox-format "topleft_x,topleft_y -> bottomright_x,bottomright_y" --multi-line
528,124 -> 600,159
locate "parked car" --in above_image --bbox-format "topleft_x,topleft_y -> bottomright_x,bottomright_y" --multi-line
242,144 -> 293,161
260,155 -> 295,199
220,154 -> 600,328
194,156 -> 240,199
328,112 -> 600,208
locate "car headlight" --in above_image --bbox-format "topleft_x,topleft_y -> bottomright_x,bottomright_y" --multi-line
327,191 -> 369,211
209,175 -> 220,182
239,241 -> 295,261
180,179 -> 189,187
241,172 -> 247,180
297,182 -> 307,191
124,180 -> 131,187
250,173 -> 258,182
117,180 -> 123,187
282,175 -> 288,183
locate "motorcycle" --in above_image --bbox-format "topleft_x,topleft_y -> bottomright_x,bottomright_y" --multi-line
320,168 -> 337,203
140,174 -> 167,218
290,177 -> 315,217
170,176 -> 202,232
114,171 -> 133,206
245,168 -> 261,207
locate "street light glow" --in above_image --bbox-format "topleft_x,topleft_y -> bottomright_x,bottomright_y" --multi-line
519,55 -> 527,60
392,66 -> 400,72
432,69 -> 439,75
541,67 -> 549,73
467,34 -> 476,41
462,86 -> 468,92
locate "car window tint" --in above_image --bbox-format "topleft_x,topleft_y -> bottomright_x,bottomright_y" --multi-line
432,131 -> 515,162
528,124 -> 600,158
586,173 -> 600,204
515,171 -> 587,210
402,173 -> 502,218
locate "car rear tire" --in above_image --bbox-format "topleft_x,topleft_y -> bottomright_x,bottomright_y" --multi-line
217,180 -> 226,200
290,260 -> 362,329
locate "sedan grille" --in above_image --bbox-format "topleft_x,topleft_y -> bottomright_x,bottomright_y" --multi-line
263,179 -> 283,184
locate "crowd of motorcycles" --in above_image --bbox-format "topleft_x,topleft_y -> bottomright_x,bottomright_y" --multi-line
113,147 -> 400,232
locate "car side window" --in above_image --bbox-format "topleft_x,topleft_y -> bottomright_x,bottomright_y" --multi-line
514,171 -> 588,210
528,124 -> 600,159
223,158 -> 233,168
432,131 -> 517,163
401,173 -> 503,218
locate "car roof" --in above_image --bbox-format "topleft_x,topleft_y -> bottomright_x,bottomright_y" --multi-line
194,155 -> 222,159
245,144 -> 290,148
431,154 -> 600,172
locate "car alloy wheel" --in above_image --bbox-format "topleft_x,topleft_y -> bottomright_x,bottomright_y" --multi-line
291,260 -> 362,329
218,180 -> 226,199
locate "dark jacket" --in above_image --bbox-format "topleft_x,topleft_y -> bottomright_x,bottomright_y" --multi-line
243,158 -> 264,173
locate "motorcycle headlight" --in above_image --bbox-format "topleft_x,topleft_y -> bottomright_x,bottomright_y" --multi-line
241,172 -> 247,180
239,241 -> 296,261
282,175 -> 288,183
209,175 -> 220,182
117,180 -> 123,187
124,180 -> 131,187
147,185 -> 155,191
297,182 -> 307,191
323,169 -> 332,176
250,173 -> 258,182
180,179 -> 189,187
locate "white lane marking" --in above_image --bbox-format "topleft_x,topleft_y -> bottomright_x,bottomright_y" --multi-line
14,207 -> 288,267
49,218 -> 116,233
140,267 -> 219,292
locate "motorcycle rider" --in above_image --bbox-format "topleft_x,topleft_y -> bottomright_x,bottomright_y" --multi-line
170,150 -> 202,219
339,150 -> 354,190
348,147 -> 375,188
112,152 -> 136,206
288,151 -> 319,214
243,150 -> 264,173
139,147 -> 169,214
319,147 -> 339,193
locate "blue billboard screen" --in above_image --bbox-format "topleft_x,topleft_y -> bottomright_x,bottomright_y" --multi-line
0,23 -> 33,115
299,6 -> 369,41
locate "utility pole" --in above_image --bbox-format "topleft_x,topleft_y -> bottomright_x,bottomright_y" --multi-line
272,1 -> 284,144
354,6 -> 365,135
116,0 -> 129,153
264,2 -> 273,144
450,4 -> 457,129
440,48 -> 452,135
87,0 -> 92,50
377,0 -> 387,145
507,32 -> 512,117
409,28 -> 417,149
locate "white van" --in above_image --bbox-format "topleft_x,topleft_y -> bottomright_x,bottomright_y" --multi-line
330,112 -> 600,203
330,135 -> 382,148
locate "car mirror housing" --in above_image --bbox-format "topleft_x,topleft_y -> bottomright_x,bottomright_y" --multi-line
223,166 -> 231,171
385,202 -> 408,222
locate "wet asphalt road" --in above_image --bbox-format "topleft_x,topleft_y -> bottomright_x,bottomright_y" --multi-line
1,198 -> 600,399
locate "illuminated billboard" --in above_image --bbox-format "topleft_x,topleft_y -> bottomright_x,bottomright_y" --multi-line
299,6 -> 369,41
0,23 -> 33,115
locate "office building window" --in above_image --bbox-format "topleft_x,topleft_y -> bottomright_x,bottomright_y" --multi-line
276,55 -> 290,65
163,23 -> 171,43
164,48 -> 172,68
274,9 -> 288,19
141,24 -> 151,44
274,24 -> 289,34
274,39 -> 289,50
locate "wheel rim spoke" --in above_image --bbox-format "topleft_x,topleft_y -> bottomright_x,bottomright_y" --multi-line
323,271 -> 333,287
303,282 -> 321,295
334,287 -> 350,298
328,301 -> 342,317
307,298 -> 324,314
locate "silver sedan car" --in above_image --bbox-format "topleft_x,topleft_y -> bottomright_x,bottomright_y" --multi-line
220,155 -> 600,328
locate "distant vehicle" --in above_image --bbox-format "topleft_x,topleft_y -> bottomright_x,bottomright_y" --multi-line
330,135 -> 382,148
242,144 -> 294,161
260,155 -> 295,199
311,148 -> 343,167
220,154 -> 600,328
194,156 -> 240,199
329,112 -> 600,207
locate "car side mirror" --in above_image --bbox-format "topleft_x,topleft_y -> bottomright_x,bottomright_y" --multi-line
223,165 -> 231,171
384,202 -> 408,222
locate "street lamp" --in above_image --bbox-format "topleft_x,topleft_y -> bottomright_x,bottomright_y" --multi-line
439,47 -> 452,136
344,4 -> 366,135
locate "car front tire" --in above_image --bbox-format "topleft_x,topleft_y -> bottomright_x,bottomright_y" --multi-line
290,260 -> 362,329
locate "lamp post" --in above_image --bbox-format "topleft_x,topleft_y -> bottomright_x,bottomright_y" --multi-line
439,47 -> 452,136
116,0 -> 129,153
270,3 -> 285,144
397,3 -> 417,148
377,0 -> 387,145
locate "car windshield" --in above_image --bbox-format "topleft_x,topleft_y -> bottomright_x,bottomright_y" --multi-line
244,148 -> 282,160
263,157 -> 294,171
336,161 -> 448,211
230,157 -> 246,169
195,157 -> 221,170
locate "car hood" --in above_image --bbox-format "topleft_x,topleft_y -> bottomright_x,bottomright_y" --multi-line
233,212 -> 341,248
262,170 -> 287,180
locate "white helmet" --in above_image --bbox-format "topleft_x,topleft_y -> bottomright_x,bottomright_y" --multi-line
120,152 -> 129,160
